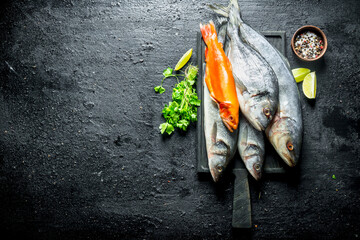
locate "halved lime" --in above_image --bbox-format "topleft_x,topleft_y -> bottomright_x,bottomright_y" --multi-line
302,72 -> 316,99
292,68 -> 311,83
174,48 -> 193,71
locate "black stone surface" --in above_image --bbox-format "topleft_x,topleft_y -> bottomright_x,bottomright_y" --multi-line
0,0 -> 359,239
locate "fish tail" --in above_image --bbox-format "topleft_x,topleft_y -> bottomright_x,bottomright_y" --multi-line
209,0 -> 243,22
217,21 -> 227,46
200,21 -> 217,46
228,0 -> 242,27
230,0 -> 240,11
216,17 -> 228,26
208,3 -> 229,17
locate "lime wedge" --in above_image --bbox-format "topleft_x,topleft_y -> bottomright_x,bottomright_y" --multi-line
302,72 -> 316,99
174,48 -> 193,71
292,68 -> 311,83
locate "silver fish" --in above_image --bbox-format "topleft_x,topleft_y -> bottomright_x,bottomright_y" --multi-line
224,2 -> 279,132
219,22 -> 265,180
204,74 -> 238,182
238,117 -> 265,180
210,0 -> 303,167
204,23 -> 238,182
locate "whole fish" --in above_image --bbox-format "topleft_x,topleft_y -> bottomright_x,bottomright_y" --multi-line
204,73 -> 239,182
203,23 -> 238,182
210,0 -> 303,167
200,21 -> 239,132
219,22 -> 265,180
238,117 -> 265,180
224,4 -> 279,132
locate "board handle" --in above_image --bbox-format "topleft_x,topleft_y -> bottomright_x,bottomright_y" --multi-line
232,169 -> 252,228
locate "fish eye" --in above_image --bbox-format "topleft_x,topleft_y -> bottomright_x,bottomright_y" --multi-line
229,115 -> 234,121
217,165 -> 223,172
254,163 -> 261,171
287,142 -> 294,151
263,108 -> 271,117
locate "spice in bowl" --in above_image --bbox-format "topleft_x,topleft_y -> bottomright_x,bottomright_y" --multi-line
292,25 -> 327,61
294,31 -> 324,60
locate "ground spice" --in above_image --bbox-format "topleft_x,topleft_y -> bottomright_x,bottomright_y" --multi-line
294,31 -> 324,59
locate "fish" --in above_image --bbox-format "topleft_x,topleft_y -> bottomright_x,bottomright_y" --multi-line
204,70 -> 239,182
223,2 -> 279,132
203,22 -> 238,182
218,22 -> 265,180
238,117 -> 265,180
200,21 -> 239,132
210,0 -> 303,167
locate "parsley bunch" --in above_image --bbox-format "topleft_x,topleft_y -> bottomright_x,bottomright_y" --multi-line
154,65 -> 200,135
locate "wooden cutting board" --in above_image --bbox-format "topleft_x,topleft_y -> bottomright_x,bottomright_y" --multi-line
196,31 -> 287,228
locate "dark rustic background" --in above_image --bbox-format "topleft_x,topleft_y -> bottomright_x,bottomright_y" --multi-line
0,0 -> 359,239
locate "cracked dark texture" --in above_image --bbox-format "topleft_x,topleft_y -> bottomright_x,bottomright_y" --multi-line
0,0 -> 359,239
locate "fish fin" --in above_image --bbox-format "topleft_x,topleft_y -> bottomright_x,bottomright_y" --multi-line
228,2 -> 242,28
230,0 -> 240,11
216,17 -> 228,26
209,0 -> 243,20
234,75 -> 247,94
209,21 -> 217,39
219,101 -> 232,109
217,21 -> 227,46
208,4 -> 229,17
210,94 -> 220,105
200,21 -> 217,46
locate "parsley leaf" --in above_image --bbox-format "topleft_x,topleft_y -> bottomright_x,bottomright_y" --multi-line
190,98 -> 201,106
155,64 -> 200,135
187,78 -> 196,86
159,122 -> 175,135
163,67 -> 173,77
154,86 -> 165,94
186,65 -> 198,81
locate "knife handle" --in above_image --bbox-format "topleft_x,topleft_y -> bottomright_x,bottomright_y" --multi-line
232,169 -> 252,228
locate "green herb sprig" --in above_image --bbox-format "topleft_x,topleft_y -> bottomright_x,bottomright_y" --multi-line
154,65 -> 200,135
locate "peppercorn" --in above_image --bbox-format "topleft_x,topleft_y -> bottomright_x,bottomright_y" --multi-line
294,31 -> 324,59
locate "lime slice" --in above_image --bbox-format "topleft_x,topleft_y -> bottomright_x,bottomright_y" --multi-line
302,72 -> 316,99
174,48 -> 193,71
292,68 -> 311,83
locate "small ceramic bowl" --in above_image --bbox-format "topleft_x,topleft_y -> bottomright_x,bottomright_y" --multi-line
291,25 -> 327,61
